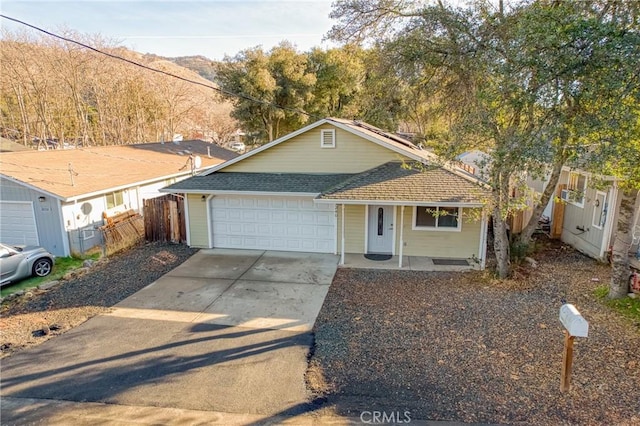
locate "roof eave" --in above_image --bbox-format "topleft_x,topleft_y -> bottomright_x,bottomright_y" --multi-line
314,198 -> 485,207
161,189 -> 322,197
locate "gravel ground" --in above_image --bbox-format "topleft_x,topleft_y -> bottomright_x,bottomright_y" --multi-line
308,239 -> 640,425
0,242 -> 197,358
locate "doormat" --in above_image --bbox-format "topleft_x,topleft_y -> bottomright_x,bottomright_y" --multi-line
364,253 -> 393,261
432,258 -> 469,266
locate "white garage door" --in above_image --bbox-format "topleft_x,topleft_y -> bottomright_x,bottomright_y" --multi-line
211,196 -> 335,253
0,201 -> 39,246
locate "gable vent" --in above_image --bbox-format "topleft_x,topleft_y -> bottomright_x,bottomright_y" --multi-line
320,129 -> 336,148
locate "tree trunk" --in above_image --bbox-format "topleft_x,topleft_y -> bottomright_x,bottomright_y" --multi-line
493,173 -> 512,278
609,188 -> 639,299
516,158 -> 565,246
493,205 -> 511,279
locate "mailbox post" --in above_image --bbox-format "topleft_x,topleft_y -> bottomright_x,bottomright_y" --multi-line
559,303 -> 589,392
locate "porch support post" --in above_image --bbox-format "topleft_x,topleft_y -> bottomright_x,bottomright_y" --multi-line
398,205 -> 405,268
340,203 -> 345,265
479,210 -> 488,270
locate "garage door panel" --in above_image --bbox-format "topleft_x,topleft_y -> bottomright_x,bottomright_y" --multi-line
0,201 -> 39,246
212,196 -> 335,253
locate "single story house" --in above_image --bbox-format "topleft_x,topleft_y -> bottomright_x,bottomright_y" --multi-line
555,168 -> 640,261
163,118 -> 491,268
0,140 -> 237,256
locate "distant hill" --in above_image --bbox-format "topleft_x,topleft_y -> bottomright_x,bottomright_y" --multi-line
144,54 -> 219,83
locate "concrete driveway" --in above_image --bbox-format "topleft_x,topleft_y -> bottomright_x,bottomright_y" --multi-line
0,249 -> 339,420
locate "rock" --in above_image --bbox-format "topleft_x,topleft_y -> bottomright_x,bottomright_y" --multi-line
0,343 -> 13,351
591,277 -> 600,282
628,293 -> 637,299
62,272 -> 76,281
39,280 -> 60,290
83,259 -> 95,268
75,267 -> 89,277
524,257 -> 538,268
14,290 -> 25,296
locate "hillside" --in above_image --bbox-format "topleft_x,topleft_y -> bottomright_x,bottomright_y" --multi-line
1,36 -> 236,147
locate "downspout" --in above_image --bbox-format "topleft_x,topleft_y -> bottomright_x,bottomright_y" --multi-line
398,205 -> 405,268
206,194 -> 214,248
341,203 -> 345,265
184,194 -> 191,246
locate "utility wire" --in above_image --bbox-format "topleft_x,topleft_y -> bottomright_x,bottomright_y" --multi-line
0,14 -> 318,119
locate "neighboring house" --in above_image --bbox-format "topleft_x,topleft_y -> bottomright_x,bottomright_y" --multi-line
555,168 -> 640,261
163,118 -> 491,268
0,141 -> 237,256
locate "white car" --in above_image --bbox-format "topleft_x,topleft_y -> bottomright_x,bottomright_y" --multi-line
230,142 -> 245,152
0,243 -> 55,286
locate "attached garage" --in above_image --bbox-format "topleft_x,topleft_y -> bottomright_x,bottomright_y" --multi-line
211,195 -> 336,253
0,201 -> 39,246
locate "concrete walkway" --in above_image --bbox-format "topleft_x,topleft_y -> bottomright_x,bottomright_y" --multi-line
0,249 -> 339,422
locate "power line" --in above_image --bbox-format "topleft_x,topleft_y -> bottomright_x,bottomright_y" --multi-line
0,14 -> 318,120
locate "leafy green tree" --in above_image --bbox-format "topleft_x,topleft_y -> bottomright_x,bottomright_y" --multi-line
307,45 -> 366,119
215,42 -> 316,143
328,0 -> 640,278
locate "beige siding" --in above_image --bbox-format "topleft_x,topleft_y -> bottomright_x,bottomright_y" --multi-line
560,175 -> 613,260
400,207 -> 482,258
187,194 -> 210,248
337,204 -> 481,257
337,204 -> 366,253
225,124 -> 406,173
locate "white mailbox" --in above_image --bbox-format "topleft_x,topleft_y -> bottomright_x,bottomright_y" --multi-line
559,304 -> 589,337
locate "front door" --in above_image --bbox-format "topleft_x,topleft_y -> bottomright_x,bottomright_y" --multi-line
367,205 -> 394,254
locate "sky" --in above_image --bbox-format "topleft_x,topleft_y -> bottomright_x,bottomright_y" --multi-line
0,0 -> 337,59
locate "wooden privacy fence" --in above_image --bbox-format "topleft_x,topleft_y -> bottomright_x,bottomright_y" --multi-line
143,195 -> 186,243
100,210 -> 145,256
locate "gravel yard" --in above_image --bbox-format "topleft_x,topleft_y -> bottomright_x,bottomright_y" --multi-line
308,241 -> 640,425
0,242 -> 197,358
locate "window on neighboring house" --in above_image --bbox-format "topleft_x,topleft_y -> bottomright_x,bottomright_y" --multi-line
564,172 -> 587,207
592,191 -> 607,229
320,129 -> 336,148
413,206 -> 461,231
106,190 -> 124,209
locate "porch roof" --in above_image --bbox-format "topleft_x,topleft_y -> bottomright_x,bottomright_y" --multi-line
318,161 -> 489,205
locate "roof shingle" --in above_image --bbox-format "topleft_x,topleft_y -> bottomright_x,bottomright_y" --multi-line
0,141 -> 237,200
319,161 -> 489,204
164,172 -> 355,193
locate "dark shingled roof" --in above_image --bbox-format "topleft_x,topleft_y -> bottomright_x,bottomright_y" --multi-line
164,172 -> 355,193
319,161 -> 489,203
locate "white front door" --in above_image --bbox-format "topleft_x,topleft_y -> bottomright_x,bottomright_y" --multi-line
367,205 -> 394,254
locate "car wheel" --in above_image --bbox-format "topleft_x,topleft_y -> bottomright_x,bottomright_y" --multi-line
32,258 -> 53,277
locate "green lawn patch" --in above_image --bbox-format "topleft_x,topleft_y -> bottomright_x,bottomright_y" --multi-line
1,254 -> 100,298
594,286 -> 640,322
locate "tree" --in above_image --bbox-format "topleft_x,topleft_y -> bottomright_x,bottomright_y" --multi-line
307,45 -> 366,119
328,0 -> 640,278
215,42 -> 316,143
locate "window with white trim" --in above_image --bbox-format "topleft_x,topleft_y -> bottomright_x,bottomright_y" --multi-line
592,191 -> 607,229
413,206 -> 461,231
564,172 -> 587,207
320,129 -> 335,148
106,190 -> 124,209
